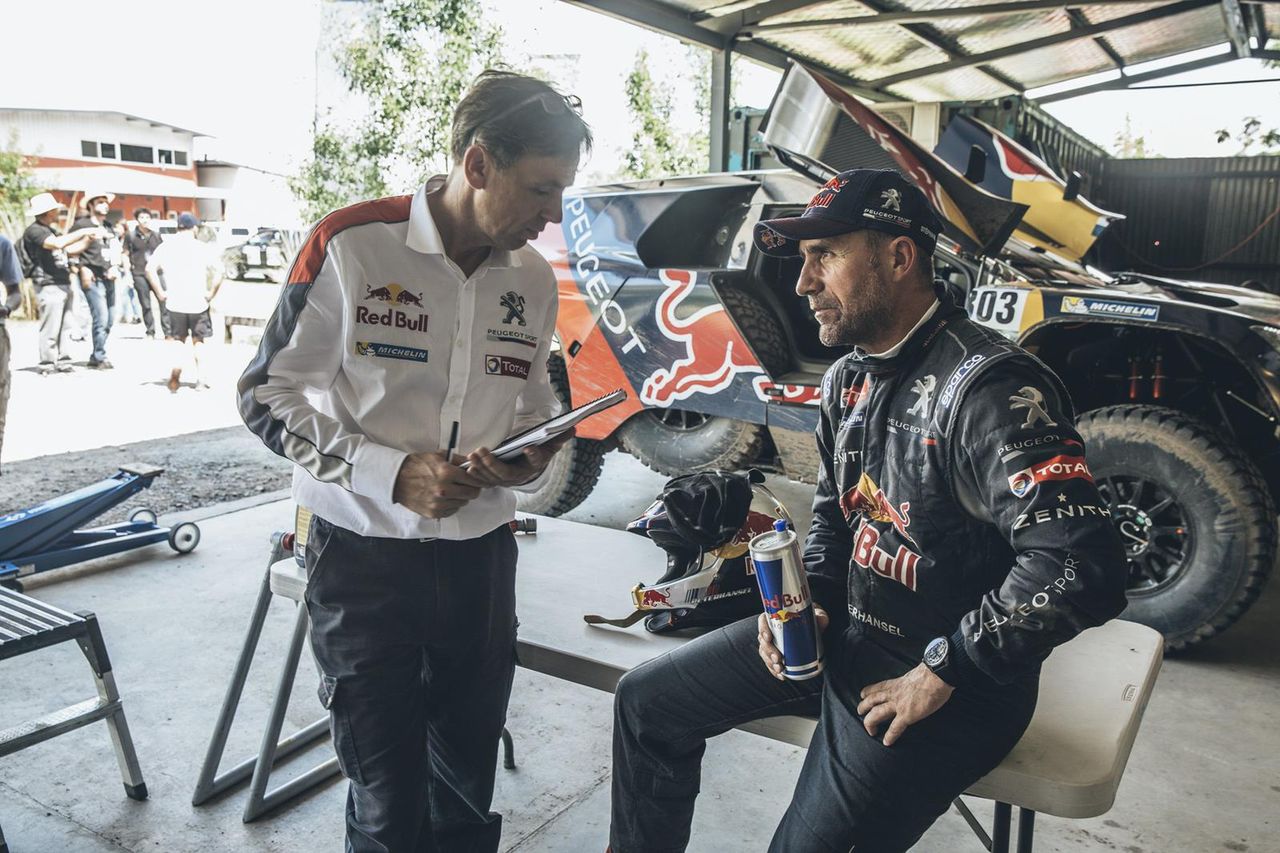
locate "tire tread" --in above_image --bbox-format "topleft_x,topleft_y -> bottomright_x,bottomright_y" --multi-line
1079,404 -> 1276,650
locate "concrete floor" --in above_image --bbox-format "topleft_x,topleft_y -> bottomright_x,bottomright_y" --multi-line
3,300 -> 1278,852
1,457 -> 1277,853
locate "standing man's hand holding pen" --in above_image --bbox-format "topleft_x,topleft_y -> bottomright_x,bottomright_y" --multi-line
391,429 -> 575,518
392,449 -> 486,519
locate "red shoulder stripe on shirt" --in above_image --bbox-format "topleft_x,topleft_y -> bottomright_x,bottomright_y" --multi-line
288,195 -> 413,285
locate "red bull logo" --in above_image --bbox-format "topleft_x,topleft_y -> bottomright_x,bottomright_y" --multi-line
840,473 -> 916,546
364,283 -> 424,307
640,269 -> 764,406
853,522 -> 920,591
636,587 -> 672,608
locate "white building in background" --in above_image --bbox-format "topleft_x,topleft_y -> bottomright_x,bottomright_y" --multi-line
194,158 -> 302,230
1,107 -> 300,228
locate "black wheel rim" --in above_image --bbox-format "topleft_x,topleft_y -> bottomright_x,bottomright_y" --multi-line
1095,475 -> 1191,596
646,409 -> 712,431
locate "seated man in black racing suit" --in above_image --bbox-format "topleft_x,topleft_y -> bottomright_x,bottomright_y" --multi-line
607,169 -> 1129,853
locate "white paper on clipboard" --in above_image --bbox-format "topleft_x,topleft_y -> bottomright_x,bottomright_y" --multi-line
472,389 -> 627,464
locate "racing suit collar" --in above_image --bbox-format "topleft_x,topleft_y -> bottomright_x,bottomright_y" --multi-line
847,284 -> 964,375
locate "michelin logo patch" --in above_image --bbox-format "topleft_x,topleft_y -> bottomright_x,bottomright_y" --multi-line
355,341 -> 428,363
485,354 -> 531,379
1061,296 -> 1159,322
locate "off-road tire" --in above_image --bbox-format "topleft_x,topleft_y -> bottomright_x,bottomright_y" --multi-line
618,289 -> 787,476
515,354 -> 608,517
1077,405 -> 1276,650
720,286 -> 790,376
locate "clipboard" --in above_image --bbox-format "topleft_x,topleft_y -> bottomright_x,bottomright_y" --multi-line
469,389 -> 628,464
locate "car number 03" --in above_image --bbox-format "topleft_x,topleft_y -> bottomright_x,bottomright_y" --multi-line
969,287 -> 1029,336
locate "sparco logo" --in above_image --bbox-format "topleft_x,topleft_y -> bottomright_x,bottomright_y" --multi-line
355,306 -> 427,333
940,354 -> 985,407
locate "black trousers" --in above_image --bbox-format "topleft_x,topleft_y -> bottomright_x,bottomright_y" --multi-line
305,516 -> 519,853
130,273 -> 156,335
610,617 -> 1039,853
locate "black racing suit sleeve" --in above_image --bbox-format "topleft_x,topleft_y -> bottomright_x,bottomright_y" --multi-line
946,362 -> 1128,687
804,365 -> 852,617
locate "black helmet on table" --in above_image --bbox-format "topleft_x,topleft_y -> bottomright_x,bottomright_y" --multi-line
585,469 -> 793,634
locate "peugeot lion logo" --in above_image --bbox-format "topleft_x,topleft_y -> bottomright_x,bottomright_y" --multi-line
880,188 -> 902,211
1009,386 -> 1057,429
907,374 -> 935,418
500,291 -> 527,326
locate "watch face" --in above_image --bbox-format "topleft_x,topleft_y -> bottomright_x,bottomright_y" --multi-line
924,637 -> 948,668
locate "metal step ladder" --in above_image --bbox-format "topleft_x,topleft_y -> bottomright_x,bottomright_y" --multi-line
0,589 -> 148,853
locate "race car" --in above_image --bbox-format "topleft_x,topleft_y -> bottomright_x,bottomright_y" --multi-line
522,62 -> 1280,652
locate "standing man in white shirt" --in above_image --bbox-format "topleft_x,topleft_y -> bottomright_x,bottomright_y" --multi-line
146,213 -> 222,392
238,70 -> 591,853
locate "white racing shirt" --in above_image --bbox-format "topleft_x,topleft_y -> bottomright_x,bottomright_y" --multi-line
238,177 -> 561,540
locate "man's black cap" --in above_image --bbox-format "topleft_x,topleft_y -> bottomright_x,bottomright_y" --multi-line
753,168 -> 943,258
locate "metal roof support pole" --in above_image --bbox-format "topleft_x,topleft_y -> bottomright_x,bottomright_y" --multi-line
710,45 -> 733,173
1220,0 -> 1253,57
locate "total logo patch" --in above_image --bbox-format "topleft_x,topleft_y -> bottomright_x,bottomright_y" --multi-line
1009,454 -> 1093,497
485,354 -> 531,379
354,341 -> 428,363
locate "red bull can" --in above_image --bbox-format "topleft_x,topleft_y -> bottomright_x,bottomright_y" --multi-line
749,520 -> 823,680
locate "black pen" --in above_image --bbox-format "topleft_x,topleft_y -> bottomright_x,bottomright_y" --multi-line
445,421 -> 459,464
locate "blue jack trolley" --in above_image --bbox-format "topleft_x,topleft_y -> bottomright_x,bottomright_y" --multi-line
0,464 -> 200,591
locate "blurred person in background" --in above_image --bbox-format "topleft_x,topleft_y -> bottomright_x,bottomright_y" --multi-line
145,212 -> 221,392
23,193 -> 99,374
0,233 -> 22,472
111,220 -> 140,324
125,208 -> 165,338
72,189 -> 116,368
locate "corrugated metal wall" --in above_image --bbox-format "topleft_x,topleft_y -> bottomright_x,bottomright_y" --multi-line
1093,156 -> 1280,289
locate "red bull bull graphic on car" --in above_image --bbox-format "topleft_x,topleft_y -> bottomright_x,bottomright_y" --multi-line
533,202 -> 821,443
640,269 -> 766,406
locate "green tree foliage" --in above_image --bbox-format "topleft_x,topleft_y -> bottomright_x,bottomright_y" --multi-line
290,0 -> 504,223
1112,113 -> 1157,159
623,48 -> 706,180
0,131 -> 43,240
1213,50 -> 1279,156
1214,116 -> 1280,156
